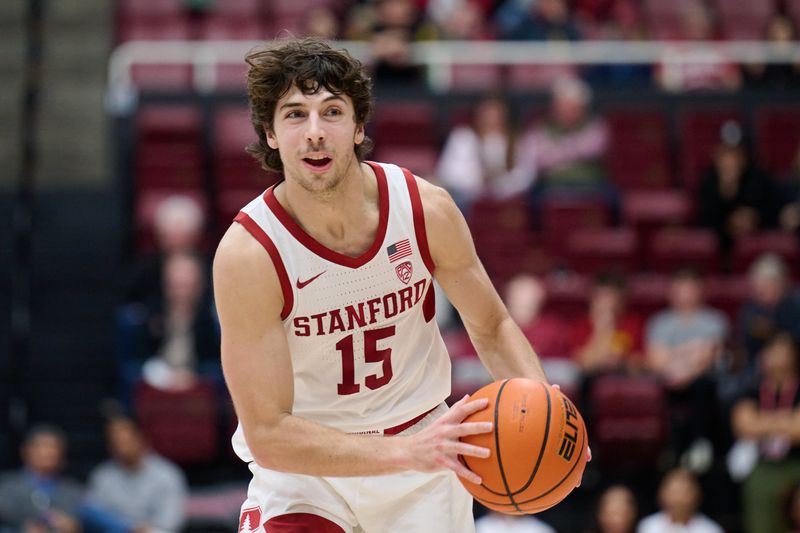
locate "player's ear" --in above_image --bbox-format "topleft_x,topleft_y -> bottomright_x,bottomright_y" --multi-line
354,123 -> 365,146
265,125 -> 278,150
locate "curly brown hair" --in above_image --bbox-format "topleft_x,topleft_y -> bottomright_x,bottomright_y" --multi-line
245,38 -> 374,173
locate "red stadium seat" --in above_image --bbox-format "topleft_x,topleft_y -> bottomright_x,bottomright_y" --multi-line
540,197 -> 612,257
622,190 -> 693,252
605,108 -> 672,190
206,0 -> 261,19
590,375 -> 669,468
627,273 -> 670,319
564,227 -> 639,275
506,64 -> 578,90
732,232 -> 800,277
214,62 -> 249,91
754,107 -> 800,176
648,228 -> 720,274
714,0 -> 776,40
135,380 -> 219,464
678,108 -> 743,191
372,102 -> 438,148
213,106 -> 264,189
642,0 -> 690,39
136,105 -> 204,189
199,16 -> 265,40
543,272 -> 591,319
118,0 -> 184,21
118,16 -> 191,43
475,230 -> 549,285
130,63 -> 194,90
789,0 -> 800,32
450,64 -> 505,91
372,146 -> 438,177
704,275 -> 749,322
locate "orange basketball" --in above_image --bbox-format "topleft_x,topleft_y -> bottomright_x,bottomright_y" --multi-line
458,378 -> 589,515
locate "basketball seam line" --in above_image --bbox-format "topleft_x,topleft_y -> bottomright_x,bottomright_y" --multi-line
513,382 -> 552,497
493,379 -> 522,514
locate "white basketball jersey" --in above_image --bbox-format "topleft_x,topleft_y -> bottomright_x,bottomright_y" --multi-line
230,161 -> 451,462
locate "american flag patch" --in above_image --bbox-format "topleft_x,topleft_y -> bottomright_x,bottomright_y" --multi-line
387,239 -> 412,263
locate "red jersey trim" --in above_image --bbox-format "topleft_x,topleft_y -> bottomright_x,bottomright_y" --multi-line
401,167 -> 435,274
261,162 -> 390,269
234,211 -> 294,320
383,405 -> 437,435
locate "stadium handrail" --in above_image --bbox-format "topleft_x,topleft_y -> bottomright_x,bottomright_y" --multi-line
107,39 -> 800,107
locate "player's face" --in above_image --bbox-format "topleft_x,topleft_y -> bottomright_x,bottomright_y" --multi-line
266,85 -> 365,195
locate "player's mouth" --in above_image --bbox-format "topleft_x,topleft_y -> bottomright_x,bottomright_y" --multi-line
302,154 -> 333,173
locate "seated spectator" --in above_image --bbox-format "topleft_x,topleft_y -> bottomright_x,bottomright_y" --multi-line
737,254 -> 800,384
744,15 -> 800,90
637,468 -> 723,533
0,425 -> 83,533
304,5 -> 341,40
589,484 -> 638,533
505,274 -> 576,385
476,511 -> 556,533
501,0 -> 581,41
82,412 -> 188,533
124,194 -> 207,307
436,94 -> 529,213
141,252 -> 220,391
517,77 -> 617,218
654,0 -> 741,92
572,273 -> 644,376
732,332 -> 800,533
777,143 -> 800,235
697,121 -> 776,257
646,268 -> 728,471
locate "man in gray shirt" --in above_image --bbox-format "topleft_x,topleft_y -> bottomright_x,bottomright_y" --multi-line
82,414 -> 187,532
646,268 -> 729,473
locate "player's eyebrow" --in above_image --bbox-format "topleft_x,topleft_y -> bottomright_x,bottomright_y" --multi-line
279,94 -> 346,111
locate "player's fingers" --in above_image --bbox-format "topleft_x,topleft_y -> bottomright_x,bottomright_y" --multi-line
450,441 -> 491,459
454,397 -> 489,419
587,445 -> 592,462
455,421 -> 493,437
551,383 -> 561,391
445,456 -> 482,485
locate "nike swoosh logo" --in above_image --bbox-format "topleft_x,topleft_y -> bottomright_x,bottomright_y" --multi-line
296,271 -> 326,289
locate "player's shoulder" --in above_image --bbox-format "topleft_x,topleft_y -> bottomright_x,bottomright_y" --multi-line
405,172 -> 461,226
214,222 -> 280,286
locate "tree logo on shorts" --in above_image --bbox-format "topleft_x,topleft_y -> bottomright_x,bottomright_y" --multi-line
395,261 -> 413,284
239,506 -> 262,532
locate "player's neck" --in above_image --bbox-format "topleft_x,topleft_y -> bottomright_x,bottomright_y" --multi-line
278,162 -> 380,255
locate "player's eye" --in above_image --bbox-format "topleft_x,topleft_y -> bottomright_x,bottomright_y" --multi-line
325,107 -> 343,117
286,110 -> 304,119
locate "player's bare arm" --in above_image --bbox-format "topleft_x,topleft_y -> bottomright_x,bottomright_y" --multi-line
419,178 -> 548,383
214,222 -> 491,480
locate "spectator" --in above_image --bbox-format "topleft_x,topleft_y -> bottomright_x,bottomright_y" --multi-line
572,273 -> 644,376
744,15 -> 800,90
505,274 -> 576,385
777,143 -> 800,235
436,94 -> 529,212
736,254 -> 800,384
476,511 -> 556,533
589,484 -> 638,533
82,413 -> 188,533
654,0 -> 741,92
141,252 -> 220,391
427,0 -> 492,40
732,332 -> 800,533
785,482 -> 800,533
124,194 -> 207,307
516,77 -> 615,213
646,268 -> 728,471
0,425 -> 83,533
304,6 -> 341,40
637,469 -> 723,533
697,120 -> 776,256
368,0 -> 435,86
501,0 -> 581,41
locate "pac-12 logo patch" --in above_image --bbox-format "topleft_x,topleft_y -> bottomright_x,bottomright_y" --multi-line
239,506 -> 262,532
395,261 -> 413,284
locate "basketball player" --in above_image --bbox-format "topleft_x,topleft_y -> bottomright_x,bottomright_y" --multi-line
214,38 -> 557,532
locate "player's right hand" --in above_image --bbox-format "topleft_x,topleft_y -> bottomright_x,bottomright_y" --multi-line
400,394 -> 493,485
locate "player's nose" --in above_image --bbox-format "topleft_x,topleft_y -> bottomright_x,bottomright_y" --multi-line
305,112 -> 326,143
